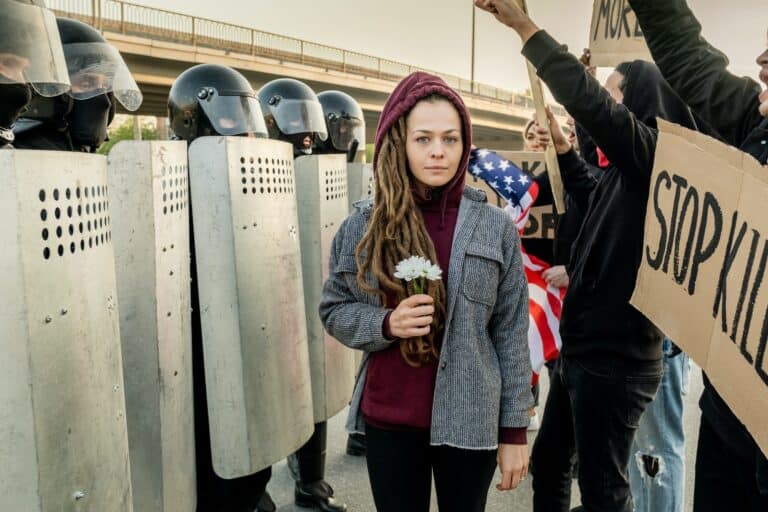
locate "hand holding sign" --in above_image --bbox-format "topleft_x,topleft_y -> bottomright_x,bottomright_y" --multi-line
475,0 -> 567,213
474,0 -> 537,39
544,107 -> 572,155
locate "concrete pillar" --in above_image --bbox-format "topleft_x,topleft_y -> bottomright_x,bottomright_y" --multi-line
156,117 -> 170,140
133,115 -> 142,141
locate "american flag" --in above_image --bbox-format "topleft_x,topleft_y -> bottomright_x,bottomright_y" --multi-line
469,148 -> 564,383
469,148 -> 539,230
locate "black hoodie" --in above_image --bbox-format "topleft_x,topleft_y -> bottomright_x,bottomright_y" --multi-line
522,32 -> 702,362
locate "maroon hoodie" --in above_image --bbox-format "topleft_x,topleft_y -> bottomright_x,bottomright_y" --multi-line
361,72 -> 525,444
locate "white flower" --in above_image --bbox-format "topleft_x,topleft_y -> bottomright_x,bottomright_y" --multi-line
394,256 -> 442,282
423,263 -> 442,281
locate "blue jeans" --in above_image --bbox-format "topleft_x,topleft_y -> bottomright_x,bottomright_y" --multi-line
628,338 -> 690,512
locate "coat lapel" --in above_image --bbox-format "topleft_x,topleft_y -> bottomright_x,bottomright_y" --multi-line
444,192 -> 482,331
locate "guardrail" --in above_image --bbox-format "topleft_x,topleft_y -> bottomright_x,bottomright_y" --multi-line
48,0 -> 566,116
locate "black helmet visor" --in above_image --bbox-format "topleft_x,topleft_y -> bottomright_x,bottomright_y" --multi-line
198,89 -> 268,137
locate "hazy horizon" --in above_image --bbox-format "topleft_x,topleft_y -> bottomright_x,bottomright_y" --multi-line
129,0 -> 765,94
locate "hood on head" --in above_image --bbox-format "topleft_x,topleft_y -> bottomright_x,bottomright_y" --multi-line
373,72 -> 472,204
620,60 -> 699,131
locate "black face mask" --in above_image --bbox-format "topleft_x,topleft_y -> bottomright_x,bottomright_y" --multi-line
284,132 -> 314,157
0,83 -> 32,140
69,94 -> 114,151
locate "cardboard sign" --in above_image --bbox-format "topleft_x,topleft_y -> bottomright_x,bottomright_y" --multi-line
631,119 -> 768,456
466,151 -> 555,239
589,0 -> 652,67
522,205 -> 557,240
515,0 -> 567,214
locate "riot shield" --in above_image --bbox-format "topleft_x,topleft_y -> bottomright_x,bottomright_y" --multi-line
0,150 -> 131,511
346,162 -> 374,213
188,136 -> 314,478
107,141 -> 196,512
295,155 -> 357,422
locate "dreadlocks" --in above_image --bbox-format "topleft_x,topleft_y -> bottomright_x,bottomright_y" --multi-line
355,107 -> 448,368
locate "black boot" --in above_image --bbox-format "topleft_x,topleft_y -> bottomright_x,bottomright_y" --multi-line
345,433 -> 366,456
293,422 -> 348,512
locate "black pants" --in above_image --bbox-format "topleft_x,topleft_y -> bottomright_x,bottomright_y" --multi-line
532,381 -> 540,408
531,355 -> 661,512
531,358 -> 576,512
693,415 -> 768,512
365,423 -> 497,512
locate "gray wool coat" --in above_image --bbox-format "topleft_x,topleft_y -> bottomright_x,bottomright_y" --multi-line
318,186 -> 534,449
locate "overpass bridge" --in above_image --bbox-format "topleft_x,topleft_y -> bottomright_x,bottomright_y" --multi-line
49,0 -> 566,149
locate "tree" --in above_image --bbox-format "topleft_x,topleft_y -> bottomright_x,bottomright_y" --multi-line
98,117 -> 159,155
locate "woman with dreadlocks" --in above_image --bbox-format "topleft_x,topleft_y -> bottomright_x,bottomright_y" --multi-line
319,72 -> 533,512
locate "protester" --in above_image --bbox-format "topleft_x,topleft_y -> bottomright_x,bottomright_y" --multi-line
628,1 -> 768,509
628,337 -> 690,512
319,71 -> 533,512
473,1 -> 724,509
521,115 -> 550,432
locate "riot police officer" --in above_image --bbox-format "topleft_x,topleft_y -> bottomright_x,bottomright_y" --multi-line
13,16 -> 142,152
169,63 -> 278,512
259,78 -> 347,512
315,90 -> 365,163
315,90 -> 368,458
0,0 -> 70,147
258,77 -> 329,158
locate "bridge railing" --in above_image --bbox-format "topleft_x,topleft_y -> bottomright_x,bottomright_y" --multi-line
47,0 -> 566,116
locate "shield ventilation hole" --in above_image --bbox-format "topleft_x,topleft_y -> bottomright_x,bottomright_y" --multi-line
40,184 -> 112,260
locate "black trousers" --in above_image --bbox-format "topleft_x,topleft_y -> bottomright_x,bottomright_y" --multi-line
530,358 -> 576,512
365,423 -> 497,512
693,415 -> 768,512
531,355 -> 661,512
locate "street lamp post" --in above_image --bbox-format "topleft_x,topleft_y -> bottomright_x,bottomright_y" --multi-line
470,5 -> 476,93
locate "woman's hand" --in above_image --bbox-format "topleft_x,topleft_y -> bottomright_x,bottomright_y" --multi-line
542,265 -> 569,289
496,443 -> 529,491
474,0 -> 539,43
387,294 -> 434,339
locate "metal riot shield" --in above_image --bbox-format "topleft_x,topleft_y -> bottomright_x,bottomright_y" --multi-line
188,137 -> 314,478
107,141 -> 196,512
346,162 -> 374,213
0,150 -> 131,511
295,155 -> 357,422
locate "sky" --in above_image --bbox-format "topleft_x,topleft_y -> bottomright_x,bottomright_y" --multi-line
132,0 -> 766,94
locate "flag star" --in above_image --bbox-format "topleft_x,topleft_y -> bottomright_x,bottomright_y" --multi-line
518,175 -> 529,185
490,181 -> 499,189
503,176 -> 514,185
471,164 -> 482,176
483,161 -> 495,171
499,160 -> 510,171
505,186 -> 513,193
477,149 -> 490,159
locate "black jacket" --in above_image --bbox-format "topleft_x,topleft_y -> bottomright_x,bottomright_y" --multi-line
630,0 -> 768,483
523,31 -> 703,362
529,170 -> 592,268
629,0 -> 768,165
13,122 -> 76,152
